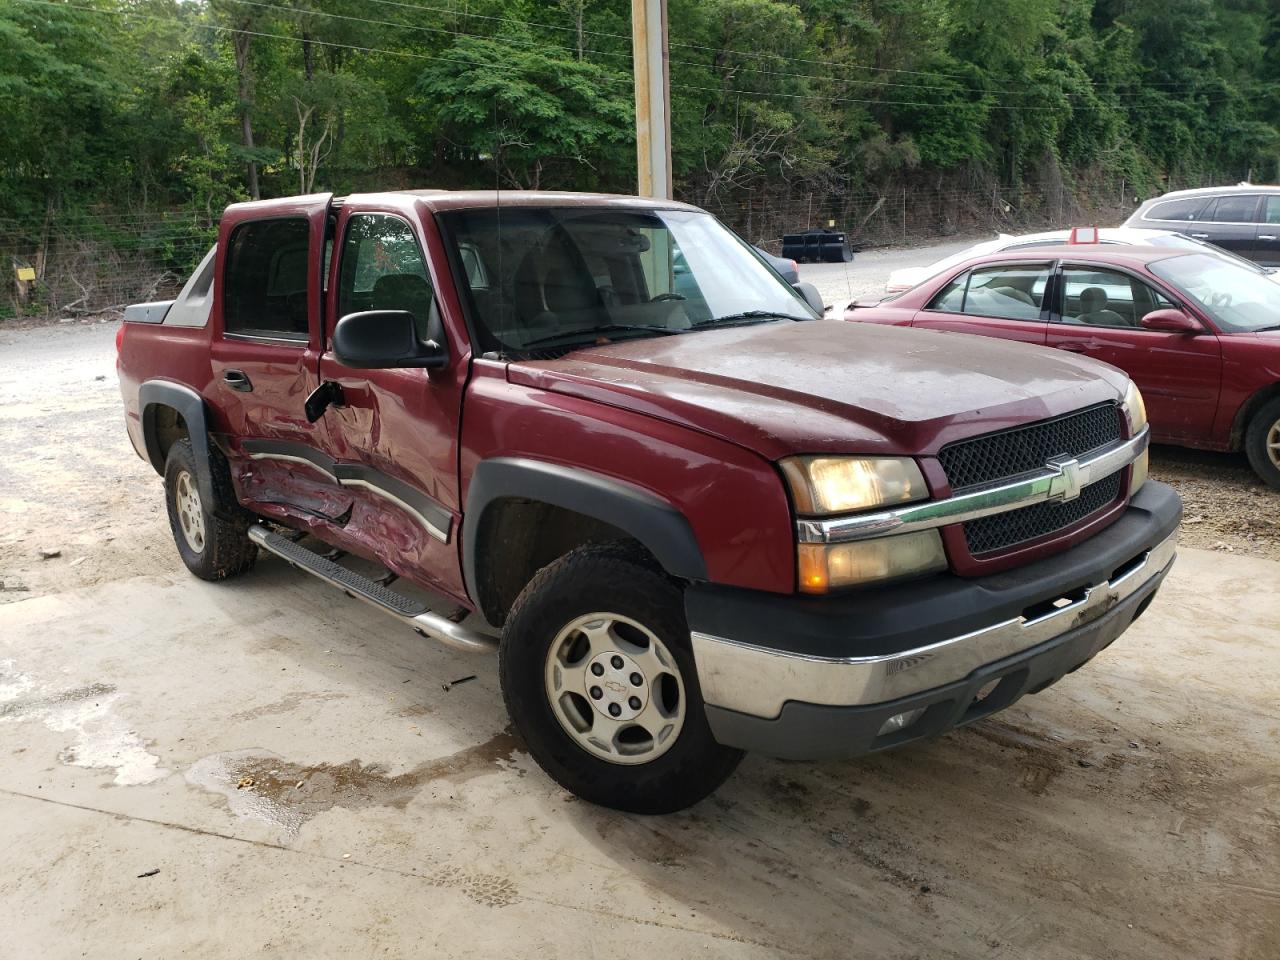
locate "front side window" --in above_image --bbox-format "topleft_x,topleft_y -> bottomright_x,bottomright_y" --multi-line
223,218 -> 311,339
337,214 -> 436,340
1152,253 -> 1280,333
1148,198 -> 1209,222
926,264 -> 1050,321
439,207 -> 815,355
1206,195 -> 1261,224
1057,268 -> 1171,328
1263,196 -> 1280,225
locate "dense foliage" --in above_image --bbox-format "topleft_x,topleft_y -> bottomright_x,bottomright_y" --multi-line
1,0 -> 1276,232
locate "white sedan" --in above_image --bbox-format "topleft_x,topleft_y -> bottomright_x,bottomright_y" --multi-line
883,227 -> 1279,294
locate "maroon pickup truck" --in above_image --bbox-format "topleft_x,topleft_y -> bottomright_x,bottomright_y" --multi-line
117,190 -> 1181,813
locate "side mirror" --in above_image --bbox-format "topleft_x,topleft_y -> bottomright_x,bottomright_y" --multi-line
332,310 -> 448,369
792,280 -> 825,315
1140,308 -> 1203,334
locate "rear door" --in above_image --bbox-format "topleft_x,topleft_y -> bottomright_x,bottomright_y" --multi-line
315,203 -> 471,602
208,196 -> 354,519
1189,195 -> 1262,257
1046,263 -> 1222,442
911,261 -> 1053,346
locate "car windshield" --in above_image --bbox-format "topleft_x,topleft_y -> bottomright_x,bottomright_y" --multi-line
439,206 -> 816,355
1151,253 -> 1280,333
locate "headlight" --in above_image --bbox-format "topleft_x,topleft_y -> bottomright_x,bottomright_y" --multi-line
797,531 -> 947,593
1121,382 -> 1149,496
780,456 -> 929,515
1122,381 -> 1147,434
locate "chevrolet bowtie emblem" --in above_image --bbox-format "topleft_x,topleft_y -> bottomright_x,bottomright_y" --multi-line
1046,456 -> 1083,502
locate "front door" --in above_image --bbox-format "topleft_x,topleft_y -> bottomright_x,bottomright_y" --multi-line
1046,264 -> 1222,443
1253,196 -> 1280,267
316,206 -> 471,602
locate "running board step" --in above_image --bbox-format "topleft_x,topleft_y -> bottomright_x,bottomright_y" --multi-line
249,526 -> 497,654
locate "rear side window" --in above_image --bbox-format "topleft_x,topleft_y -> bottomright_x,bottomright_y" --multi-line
1265,197 -> 1280,225
224,218 -> 311,340
927,264 -> 1050,321
1205,195 -> 1261,223
1147,198 -> 1209,222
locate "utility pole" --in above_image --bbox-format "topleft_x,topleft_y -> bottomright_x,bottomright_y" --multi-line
632,0 -> 672,200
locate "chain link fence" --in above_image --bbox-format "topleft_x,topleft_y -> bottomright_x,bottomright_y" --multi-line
0,173 -> 1233,319
1,214 -> 215,320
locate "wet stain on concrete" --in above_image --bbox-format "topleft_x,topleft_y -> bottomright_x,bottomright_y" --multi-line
0,661 -> 167,785
0,681 -> 117,719
186,732 -> 521,838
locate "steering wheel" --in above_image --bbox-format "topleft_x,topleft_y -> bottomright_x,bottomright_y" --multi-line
650,293 -> 686,303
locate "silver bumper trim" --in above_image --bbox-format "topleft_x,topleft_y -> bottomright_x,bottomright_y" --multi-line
691,531 -> 1176,720
797,427 -> 1149,544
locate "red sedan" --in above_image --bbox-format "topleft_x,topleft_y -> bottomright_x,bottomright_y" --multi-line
840,245 -> 1280,486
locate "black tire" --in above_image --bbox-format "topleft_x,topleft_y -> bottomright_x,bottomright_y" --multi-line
1244,397 -> 1280,489
499,541 -> 743,814
163,438 -> 258,581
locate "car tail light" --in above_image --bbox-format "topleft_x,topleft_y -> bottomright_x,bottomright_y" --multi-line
115,323 -> 125,363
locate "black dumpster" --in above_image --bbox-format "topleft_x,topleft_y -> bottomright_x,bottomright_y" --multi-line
781,228 -> 854,264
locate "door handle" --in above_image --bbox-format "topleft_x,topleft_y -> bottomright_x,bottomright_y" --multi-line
1259,234 -> 1277,242
223,369 -> 253,392
1056,344 -> 1088,353
1190,233 -> 1209,239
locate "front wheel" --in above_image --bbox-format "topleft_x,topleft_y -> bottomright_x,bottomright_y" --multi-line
499,542 -> 742,813
1244,397 -> 1280,489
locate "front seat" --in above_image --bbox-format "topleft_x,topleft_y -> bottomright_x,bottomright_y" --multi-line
1077,286 -> 1126,326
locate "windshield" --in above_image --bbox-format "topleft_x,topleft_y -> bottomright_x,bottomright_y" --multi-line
439,206 -> 816,355
1151,253 -> 1280,333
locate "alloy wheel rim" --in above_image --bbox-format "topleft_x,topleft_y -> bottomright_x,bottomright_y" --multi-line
543,612 -> 686,766
1268,419 -> 1280,470
175,470 -> 206,553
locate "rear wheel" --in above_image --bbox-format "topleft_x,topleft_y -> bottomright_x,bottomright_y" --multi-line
499,542 -> 742,813
164,438 -> 257,580
1244,398 -> 1280,489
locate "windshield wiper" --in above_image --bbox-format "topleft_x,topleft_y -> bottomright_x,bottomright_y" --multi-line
520,324 -> 685,349
690,310 -> 808,329
1252,324 -> 1280,332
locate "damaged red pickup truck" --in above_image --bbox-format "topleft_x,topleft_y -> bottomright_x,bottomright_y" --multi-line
117,190 -> 1181,812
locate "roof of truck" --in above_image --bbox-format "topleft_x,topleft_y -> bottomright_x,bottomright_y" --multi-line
339,189 -> 702,213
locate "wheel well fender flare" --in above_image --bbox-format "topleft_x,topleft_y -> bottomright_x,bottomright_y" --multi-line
462,457 -> 708,604
139,380 -> 216,508
1231,382 -> 1280,449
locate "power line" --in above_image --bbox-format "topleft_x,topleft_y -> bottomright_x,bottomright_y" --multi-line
9,0 -> 1265,115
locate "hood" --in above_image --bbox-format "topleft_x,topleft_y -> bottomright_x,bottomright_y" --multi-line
507,320 -> 1129,461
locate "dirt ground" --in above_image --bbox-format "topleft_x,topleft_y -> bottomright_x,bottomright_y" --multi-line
2,246 -> 1278,958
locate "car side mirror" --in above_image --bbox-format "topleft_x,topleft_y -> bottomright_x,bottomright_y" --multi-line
332,310 -> 448,368
792,280 -> 825,315
1140,308 -> 1203,334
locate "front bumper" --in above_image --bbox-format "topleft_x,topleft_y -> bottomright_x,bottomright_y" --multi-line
687,481 -> 1181,759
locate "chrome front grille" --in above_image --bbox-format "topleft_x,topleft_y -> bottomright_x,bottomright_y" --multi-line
939,403 -> 1122,490
940,404 -> 1126,555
